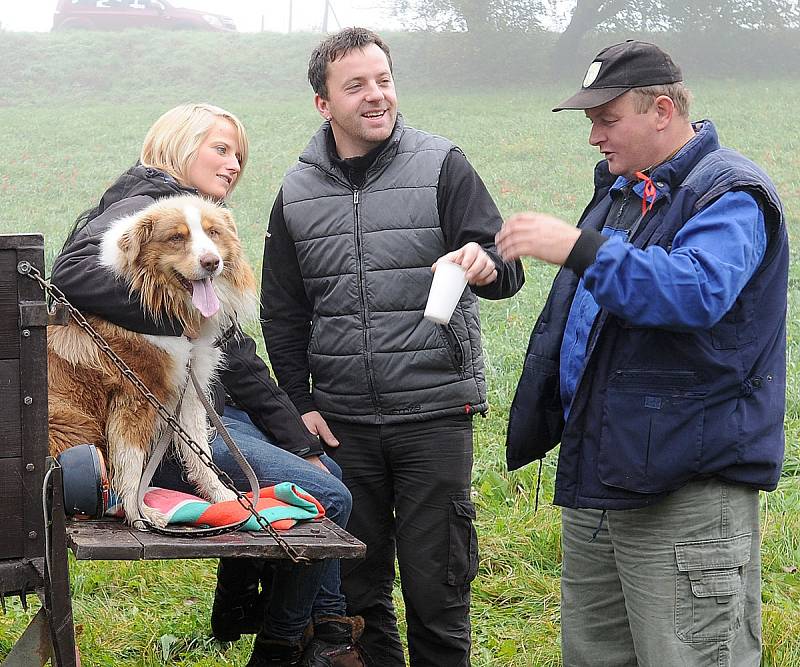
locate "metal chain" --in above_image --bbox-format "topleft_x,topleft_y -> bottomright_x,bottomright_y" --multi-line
19,261 -> 309,563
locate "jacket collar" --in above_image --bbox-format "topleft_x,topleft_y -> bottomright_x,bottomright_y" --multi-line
596,119 -> 720,195
91,163 -> 196,222
300,113 -> 406,183
648,119 -> 719,188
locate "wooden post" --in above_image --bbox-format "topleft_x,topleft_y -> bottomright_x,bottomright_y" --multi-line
44,465 -> 78,667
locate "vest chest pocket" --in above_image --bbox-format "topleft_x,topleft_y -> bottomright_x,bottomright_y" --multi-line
709,295 -> 757,350
710,314 -> 757,350
598,370 -> 705,494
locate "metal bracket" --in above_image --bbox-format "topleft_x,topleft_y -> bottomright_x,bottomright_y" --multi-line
48,303 -> 70,326
18,301 -> 69,328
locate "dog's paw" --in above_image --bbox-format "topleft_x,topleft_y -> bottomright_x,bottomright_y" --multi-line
136,505 -> 169,529
209,485 -> 238,504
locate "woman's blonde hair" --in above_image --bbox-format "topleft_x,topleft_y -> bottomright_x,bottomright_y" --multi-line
140,103 -> 249,195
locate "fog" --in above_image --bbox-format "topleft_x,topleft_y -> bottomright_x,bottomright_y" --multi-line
0,7 -> 797,662
0,0 -> 402,33
2,0 -> 797,82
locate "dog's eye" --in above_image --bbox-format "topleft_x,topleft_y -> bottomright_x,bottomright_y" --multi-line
169,234 -> 184,243
206,228 -> 219,238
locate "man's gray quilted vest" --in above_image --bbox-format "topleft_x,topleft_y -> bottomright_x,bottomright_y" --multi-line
282,118 -> 487,423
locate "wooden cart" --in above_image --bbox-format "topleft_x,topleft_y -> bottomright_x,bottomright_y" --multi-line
0,234 -> 364,667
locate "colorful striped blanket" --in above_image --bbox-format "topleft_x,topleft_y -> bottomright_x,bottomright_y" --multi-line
106,483 -> 324,530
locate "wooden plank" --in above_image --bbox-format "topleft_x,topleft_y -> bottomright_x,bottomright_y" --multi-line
66,518 -> 366,561
16,241 -> 49,562
0,458 -> 24,560
0,234 -> 45,251
0,559 -> 44,594
44,467 -> 78,667
0,250 -> 19,360
65,521 -> 145,560
0,360 -> 22,458
318,517 -> 370,552
138,526 -> 268,560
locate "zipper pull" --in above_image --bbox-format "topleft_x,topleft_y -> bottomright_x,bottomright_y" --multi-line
354,191 -> 360,205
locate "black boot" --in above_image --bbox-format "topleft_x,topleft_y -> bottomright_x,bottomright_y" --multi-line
210,558 -> 266,642
246,630 -> 308,667
303,616 -> 366,667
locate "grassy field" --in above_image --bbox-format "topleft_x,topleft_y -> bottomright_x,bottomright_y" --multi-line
0,31 -> 798,666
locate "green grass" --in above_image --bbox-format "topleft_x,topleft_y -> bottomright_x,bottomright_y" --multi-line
0,31 -> 799,666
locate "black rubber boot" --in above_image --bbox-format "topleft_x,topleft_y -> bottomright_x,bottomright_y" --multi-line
303,616 -> 366,667
246,625 -> 311,667
245,637 -> 305,667
210,558 -> 266,642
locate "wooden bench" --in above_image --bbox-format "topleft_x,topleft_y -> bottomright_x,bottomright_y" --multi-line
65,517 -> 363,561
0,233 -> 365,667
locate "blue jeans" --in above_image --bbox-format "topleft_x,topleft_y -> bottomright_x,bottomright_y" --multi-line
152,406 -> 352,640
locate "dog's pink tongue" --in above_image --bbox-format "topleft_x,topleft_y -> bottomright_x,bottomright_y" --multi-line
191,278 -> 220,318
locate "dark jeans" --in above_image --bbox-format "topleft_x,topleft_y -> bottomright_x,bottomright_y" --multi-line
327,416 -> 477,667
152,407 -> 352,640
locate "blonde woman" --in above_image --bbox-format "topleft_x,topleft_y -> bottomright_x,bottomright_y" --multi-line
51,103 -> 364,666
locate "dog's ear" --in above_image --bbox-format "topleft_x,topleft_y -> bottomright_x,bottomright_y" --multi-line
117,214 -> 155,260
216,208 -> 238,236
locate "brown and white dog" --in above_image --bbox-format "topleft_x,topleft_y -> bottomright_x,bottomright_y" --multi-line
48,195 -> 258,527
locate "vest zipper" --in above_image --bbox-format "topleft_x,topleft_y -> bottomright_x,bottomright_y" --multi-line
570,184 -> 633,410
441,323 -> 466,377
613,186 -> 630,229
353,189 -> 381,416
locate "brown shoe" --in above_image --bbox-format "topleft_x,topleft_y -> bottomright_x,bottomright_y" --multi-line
303,616 -> 366,667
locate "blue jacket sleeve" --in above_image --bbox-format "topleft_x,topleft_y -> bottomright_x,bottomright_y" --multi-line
583,190 -> 766,329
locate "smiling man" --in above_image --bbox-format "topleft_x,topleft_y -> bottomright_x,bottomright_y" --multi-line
496,41 -> 788,666
261,27 -> 523,667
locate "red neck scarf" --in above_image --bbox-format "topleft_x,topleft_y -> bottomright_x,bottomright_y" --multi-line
634,171 -> 658,217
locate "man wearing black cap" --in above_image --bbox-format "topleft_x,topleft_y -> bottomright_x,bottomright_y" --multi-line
496,40 -> 788,665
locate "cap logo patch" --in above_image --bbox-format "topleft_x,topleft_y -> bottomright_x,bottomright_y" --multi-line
583,61 -> 602,88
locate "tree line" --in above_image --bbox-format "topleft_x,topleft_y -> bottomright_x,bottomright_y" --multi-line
384,0 -> 800,76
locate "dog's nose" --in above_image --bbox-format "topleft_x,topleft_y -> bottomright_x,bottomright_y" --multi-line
199,253 -> 220,273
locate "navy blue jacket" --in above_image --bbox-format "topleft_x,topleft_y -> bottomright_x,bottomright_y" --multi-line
506,121 -> 788,510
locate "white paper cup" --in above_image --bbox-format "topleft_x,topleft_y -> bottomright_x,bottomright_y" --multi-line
424,259 -> 468,325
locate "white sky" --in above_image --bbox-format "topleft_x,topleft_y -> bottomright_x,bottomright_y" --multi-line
0,0 -> 402,33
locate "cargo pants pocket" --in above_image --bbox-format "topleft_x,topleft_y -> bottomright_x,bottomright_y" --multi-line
674,533 -> 751,643
447,494 -> 479,586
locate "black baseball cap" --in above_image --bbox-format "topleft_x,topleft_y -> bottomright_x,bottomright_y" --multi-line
553,40 -> 683,112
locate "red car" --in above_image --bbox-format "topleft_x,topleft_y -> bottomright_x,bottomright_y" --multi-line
52,0 -> 236,32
